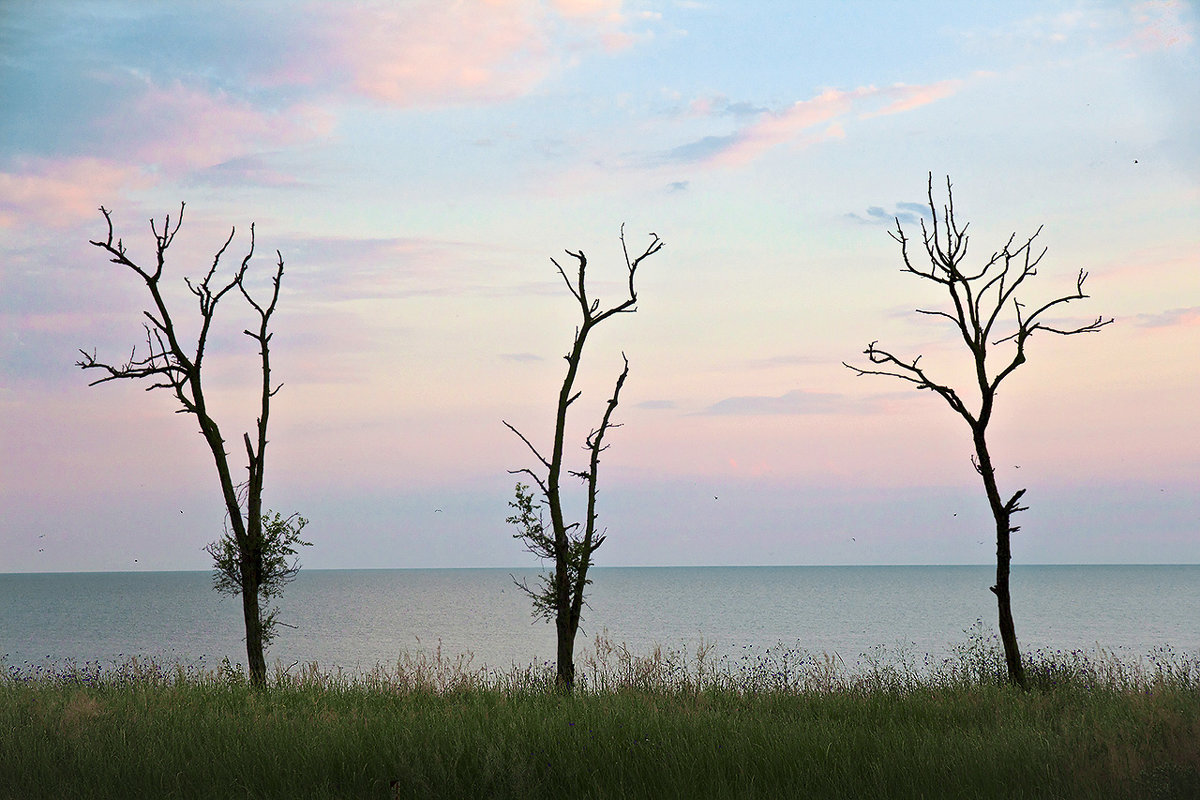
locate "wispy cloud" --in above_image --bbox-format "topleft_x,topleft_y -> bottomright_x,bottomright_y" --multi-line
664,80 -> 964,169
696,88 -> 855,168
189,155 -> 308,188
550,0 -> 659,52
0,73 -> 331,229
276,234 -> 528,301
745,354 -> 824,368
1132,306 -> 1200,328
0,157 -> 148,228
958,3 -> 1194,59
500,352 -> 544,363
96,79 -> 333,172
857,80 -> 964,119
686,95 -> 769,118
846,200 -> 934,226
275,1 -> 658,109
700,389 -> 854,416
1123,1 -> 1195,54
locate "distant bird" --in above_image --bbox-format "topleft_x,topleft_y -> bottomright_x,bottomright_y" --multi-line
434,509 -> 443,513
38,534 -> 45,538
38,548 -> 44,553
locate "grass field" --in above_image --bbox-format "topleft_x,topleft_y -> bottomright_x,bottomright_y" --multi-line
3,632 -> 1198,799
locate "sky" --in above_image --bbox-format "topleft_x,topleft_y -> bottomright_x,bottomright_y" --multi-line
1,0 -> 1197,573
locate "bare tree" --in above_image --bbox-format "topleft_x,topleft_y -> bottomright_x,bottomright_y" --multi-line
77,204 -> 307,687
844,175 -> 1111,688
504,227 -> 663,690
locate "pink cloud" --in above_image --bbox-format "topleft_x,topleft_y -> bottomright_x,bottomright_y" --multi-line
329,3 -> 548,106
0,79 -> 332,229
706,88 -> 862,168
696,80 -> 962,169
858,80 -> 964,119
551,0 -> 622,16
551,0 -> 652,51
1133,306 -> 1200,328
280,0 -> 650,108
0,157 -> 149,229
99,82 -> 333,171
1124,0 -> 1195,53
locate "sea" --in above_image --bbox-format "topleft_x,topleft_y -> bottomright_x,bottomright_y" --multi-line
2,565 -> 1198,676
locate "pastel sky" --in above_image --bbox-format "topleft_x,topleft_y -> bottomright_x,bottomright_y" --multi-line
2,1 -> 1197,573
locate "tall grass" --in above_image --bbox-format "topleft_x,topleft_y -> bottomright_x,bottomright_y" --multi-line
2,628 -> 1198,799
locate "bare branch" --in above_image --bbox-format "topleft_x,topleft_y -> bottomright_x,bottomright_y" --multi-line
621,224 -> 664,301
507,468 -> 549,496
503,420 -> 551,470
551,252 -> 587,310
845,342 -> 974,424
914,307 -> 959,325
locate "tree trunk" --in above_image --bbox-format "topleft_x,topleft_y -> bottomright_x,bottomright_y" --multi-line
240,558 -> 267,687
555,614 -> 575,689
552,553 -> 575,689
974,429 -> 1026,688
992,524 -> 1025,688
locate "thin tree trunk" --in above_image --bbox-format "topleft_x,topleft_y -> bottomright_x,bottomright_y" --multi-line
993,524 -> 1024,687
974,429 -> 1026,688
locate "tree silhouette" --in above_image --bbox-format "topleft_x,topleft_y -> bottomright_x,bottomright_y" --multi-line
78,204 -> 307,687
504,226 -> 663,690
845,175 -> 1111,687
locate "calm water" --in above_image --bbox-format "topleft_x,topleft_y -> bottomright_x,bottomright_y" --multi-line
2,566 -> 1197,674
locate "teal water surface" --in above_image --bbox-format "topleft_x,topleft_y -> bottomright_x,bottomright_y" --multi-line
2,565 -> 1197,674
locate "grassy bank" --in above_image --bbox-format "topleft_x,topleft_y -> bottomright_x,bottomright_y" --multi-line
3,635 -> 1199,799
